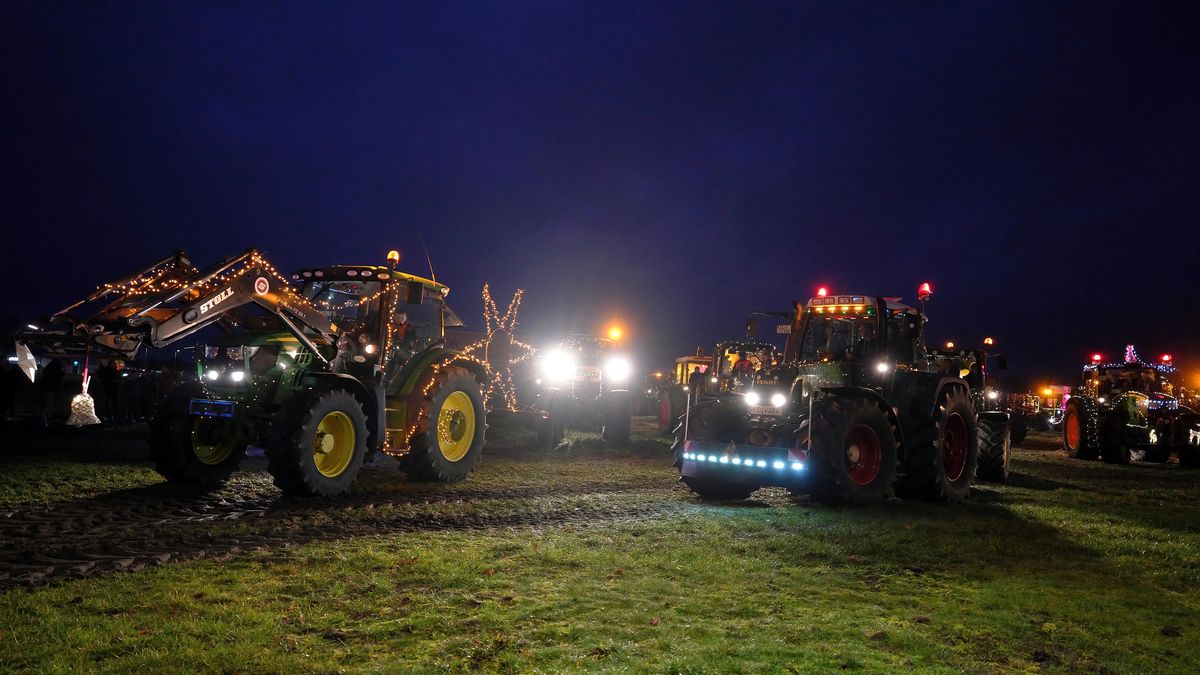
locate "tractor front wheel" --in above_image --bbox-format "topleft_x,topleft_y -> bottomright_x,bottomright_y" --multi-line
898,387 -> 978,503
976,412 -> 1011,483
268,388 -> 368,497
402,369 -> 487,482
150,384 -> 244,485
1063,397 -> 1100,460
808,397 -> 898,504
602,390 -> 632,446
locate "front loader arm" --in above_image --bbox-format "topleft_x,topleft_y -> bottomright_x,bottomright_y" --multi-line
19,249 -> 337,363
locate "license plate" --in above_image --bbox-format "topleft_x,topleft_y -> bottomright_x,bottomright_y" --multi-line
749,405 -> 779,417
190,398 -> 235,418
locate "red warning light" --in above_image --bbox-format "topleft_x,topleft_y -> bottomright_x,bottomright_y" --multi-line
817,287 -> 827,298
917,282 -> 933,301
1091,353 -> 1103,363
1162,354 -> 1173,363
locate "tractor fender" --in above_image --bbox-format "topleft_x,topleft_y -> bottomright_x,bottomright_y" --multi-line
817,385 -> 906,460
300,371 -> 385,452
896,376 -> 973,452
391,347 -> 489,433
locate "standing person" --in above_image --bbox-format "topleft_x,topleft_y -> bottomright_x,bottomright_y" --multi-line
687,365 -> 706,402
38,358 -> 65,427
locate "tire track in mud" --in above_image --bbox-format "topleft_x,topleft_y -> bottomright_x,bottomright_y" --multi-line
0,469 -> 689,591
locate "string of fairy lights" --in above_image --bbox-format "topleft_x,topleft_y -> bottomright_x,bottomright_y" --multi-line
461,284 -> 535,411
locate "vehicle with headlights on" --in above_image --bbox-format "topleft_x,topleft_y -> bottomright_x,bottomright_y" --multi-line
16,249 -> 488,497
1062,348 -> 1199,466
929,342 -> 1012,482
537,334 -> 633,447
675,284 -> 987,505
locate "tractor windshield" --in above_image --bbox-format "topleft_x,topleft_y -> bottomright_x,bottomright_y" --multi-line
798,315 -> 879,362
303,280 -> 382,330
1094,367 -> 1162,397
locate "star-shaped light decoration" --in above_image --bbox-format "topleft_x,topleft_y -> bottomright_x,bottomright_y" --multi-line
462,284 -> 535,411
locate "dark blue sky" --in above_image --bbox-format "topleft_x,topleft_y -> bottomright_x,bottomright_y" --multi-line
3,1 -> 1198,388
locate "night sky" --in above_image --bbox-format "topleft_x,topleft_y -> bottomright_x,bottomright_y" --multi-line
3,1 -> 1199,389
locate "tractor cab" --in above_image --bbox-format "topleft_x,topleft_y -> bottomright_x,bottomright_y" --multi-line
295,265 -> 455,368
712,340 -> 776,392
1082,360 -> 1176,411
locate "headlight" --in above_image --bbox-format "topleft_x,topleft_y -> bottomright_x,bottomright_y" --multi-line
876,362 -> 890,373
205,369 -> 219,381
745,391 -> 761,406
986,390 -> 999,400
230,370 -> 245,382
541,350 -> 576,382
770,393 -> 788,408
604,356 -> 631,382
1098,397 -> 1106,404
364,343 -> 377,355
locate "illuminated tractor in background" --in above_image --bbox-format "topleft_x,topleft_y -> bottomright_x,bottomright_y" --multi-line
17,249 -> 488,497
536,331 -> 634,448
1031,384 -> 1069,431
1062,348 -> 1200,466
657,348 -> 711,432
929,338 -> 1014,482
657,312 -> 789,433
674,284 -> 1004,504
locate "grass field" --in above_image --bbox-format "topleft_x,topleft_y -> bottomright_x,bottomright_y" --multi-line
0,419 -> 1197,673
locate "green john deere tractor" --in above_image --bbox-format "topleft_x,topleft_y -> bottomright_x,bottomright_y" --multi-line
674,285 -> 1004,504
18,249 -> 488,497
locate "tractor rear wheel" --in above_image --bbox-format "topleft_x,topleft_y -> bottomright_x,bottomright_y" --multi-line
898,387 -> 978,503
1063,397 -> 1100,460
401,369 -> 487,482
150,383 -> 244,485
808,397 -> 898,504
602,390 -> 632,445
268,388 -> 368,497
976,412 -> 1011,483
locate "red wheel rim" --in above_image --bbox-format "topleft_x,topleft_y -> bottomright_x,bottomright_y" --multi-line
1064,409 -> 1080,450
942,413 -> 968,481
846,423 -> 882,486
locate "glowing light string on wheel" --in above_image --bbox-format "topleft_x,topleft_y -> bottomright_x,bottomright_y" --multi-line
462,284 -> 534,411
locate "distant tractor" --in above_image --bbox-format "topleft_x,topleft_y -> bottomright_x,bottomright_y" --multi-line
17,249 -> 489,497
657,348 -> 711,432
537,334 -> 633,447
674,285 -> 1002,504
930,341 -> 1014,482
1062,348 -> 1200,466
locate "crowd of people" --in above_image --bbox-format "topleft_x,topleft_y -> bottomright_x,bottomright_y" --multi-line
0,358 -> 181,428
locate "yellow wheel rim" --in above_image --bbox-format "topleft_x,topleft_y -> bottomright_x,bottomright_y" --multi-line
436,391 -> 476,462
191,418 -> 236,465
313,411 -> 356,478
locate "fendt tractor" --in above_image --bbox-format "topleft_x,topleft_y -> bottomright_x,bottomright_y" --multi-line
1062,348 -> 1200,466
673,285 -> 1008,504
536,333 -> 633,448
17,249 -> 488,497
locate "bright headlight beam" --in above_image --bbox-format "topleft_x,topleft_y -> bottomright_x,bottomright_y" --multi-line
604,356 -> 631,382
770,393 -> 787,408
541,350 -> 577,382
745,391 -> 761,406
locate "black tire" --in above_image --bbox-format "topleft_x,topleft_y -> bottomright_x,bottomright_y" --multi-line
401,368 -> 487,482
1008,413 -> 1028,447
898,387 -> 978,503
976,412 -> 1010,483
808,397 -> 899,504
680,476 -> 756,500
1099,415 -> 1132,465
268,388 -> 368,497
150,383 -> 244,484
1062,397 -> 1100,460
602,390 -> 632,445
